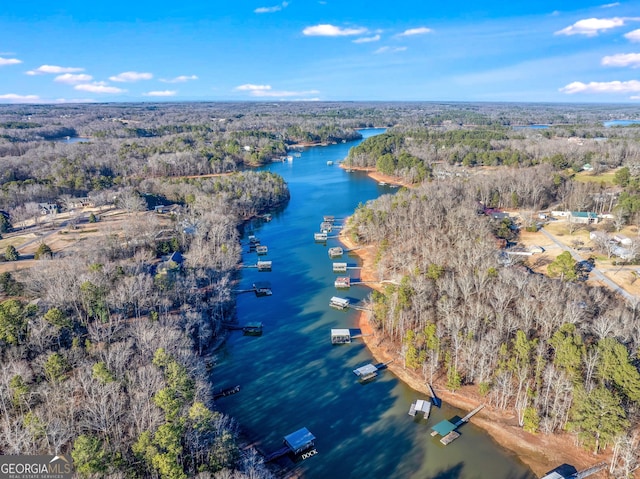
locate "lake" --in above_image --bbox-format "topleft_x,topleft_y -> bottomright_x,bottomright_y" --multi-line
512,124 -> 550,130
603,120 -> 640,127
51,136 -> 91,143
214,129 -> 536,479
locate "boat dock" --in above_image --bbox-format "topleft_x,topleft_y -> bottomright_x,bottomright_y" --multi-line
213,385 -> 240,400
331,328 -> 352,344
333,262 -> 347,272
408,399 -> 432,420
257,260 -> 272,271
252,281 -> 272,296
222,322 -> 264,336
334,276 -> 351,288
329,296 -> 350,309
328,246 -> 343,257
256,245 -> 268,255
353,363 -> 379,381
430,404 -> 485,445
265,427 -> 317,463
314,232 -> 328,241
243,260 -> 272,271
353,360 -> 393,382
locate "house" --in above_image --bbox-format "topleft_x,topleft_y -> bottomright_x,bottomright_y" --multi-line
39,203 -> 59,215
613,234 -> 632,246
612,246 -> 635,260
569,211 -> 598,225
68,197 -> 94,209
157,251 -> 184,274
589,231 -> 608,242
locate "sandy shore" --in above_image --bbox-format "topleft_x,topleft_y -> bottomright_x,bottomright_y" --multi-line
338,175 -> 609,477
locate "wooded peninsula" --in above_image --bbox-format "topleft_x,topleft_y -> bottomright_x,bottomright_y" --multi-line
0,102 -> 639,478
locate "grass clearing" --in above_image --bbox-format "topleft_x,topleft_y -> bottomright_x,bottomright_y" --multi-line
573,170 -> 617,186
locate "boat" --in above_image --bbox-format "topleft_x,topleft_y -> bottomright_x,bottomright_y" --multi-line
327,161 -> 333,165
378,181 -> 387,186
287,155 -> 294,162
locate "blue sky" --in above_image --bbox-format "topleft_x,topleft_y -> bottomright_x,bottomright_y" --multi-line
1,0 -> 640,103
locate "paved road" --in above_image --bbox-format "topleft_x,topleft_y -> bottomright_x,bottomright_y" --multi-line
540,228 -> 637,303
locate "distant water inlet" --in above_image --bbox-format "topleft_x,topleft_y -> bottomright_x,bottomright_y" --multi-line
603,119 -> 640,127
214,129 -> 535,478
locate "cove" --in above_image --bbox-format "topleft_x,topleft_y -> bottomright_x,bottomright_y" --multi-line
214,129 -> 536,479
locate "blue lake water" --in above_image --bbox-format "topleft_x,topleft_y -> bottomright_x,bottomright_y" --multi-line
512,124 -> 550,130
214,129 -> 536,479
603,120 -> 640,127
51,136 -> 91,143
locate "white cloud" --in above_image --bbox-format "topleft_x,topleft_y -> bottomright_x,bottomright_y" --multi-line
560,79 -> 640,94
601,2 -> 620,7
626,29 -> 640,42
26,65 -> 84,75
254,1 -> 288,13
374,46 -> 407,54
235,84 -> 272,92
144,90 -> 177,97
631,95 -> 640,99
555,17 -> 627,36
52,98 -> 96,104
0,57 -> 22,66
0,93 -> 40,103
398,27 -> 433,36
109,71 -> 153,82
303,24 -> 368,37
74,82 -> 126,94
234,83 -> 319,98
602,53 -> 640,68
353,34 -> 381,43
160,75 -> 198,83
54,73 -> 94,84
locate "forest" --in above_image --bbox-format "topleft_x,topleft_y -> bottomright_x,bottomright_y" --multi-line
1,101 -> 640,477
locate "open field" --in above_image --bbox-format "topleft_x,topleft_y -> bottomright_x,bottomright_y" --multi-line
573,169 -> 618,186
0,207 -> 173,275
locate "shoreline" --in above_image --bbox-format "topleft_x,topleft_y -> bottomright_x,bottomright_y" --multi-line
338,173 -> 609,477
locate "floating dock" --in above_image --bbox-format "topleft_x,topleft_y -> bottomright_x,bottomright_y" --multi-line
265,427 -> 317,463
257,260 -> 272,271
333,262 -> 347,272
429,404 -> 485,445
328,246 -> 343,257
314,232 -> 328,241
242,322 -> 263,336
256,245 -> 268,255
320,221 -> 333,232
323,215 -> 335,223
329,296 -> 350,310
253,281 -> 272,296
334,276 -> 350,288
331,328 -> 352,344
408,399 -> 432,420
213,385 -> 240,400
353,363 -> 379,381
440,431 -> 460,445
